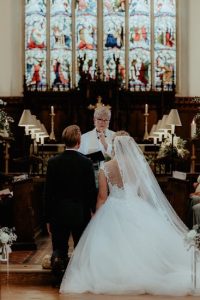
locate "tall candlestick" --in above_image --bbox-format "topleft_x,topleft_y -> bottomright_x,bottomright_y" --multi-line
143,107 -> 149,140
191,119 -> 197,139
145,104 -> 148,114
49,108 -> 56,141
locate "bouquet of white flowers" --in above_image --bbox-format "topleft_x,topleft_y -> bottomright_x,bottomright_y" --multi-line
0,99 -> 14,137
157,133 -> 189,160
0,227 -> 17,261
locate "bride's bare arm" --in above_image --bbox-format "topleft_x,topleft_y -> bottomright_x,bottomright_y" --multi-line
96,169 -> 108,210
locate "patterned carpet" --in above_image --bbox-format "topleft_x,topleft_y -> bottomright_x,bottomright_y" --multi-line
9,235 -> 74,265
9,235 -> 52,265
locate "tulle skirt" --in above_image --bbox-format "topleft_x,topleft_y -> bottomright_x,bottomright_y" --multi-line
60,194 -> 194,296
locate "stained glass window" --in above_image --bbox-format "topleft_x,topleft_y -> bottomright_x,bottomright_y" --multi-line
129,0 -> 151,90
76,0 -> 97,84
103,0 -> 125,85
25,0 -> 176,91
154,0 -> 176,89
25,0 -> 47,89
50,0 -> 72,90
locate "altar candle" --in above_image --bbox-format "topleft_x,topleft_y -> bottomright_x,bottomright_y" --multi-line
191,119 -> 197,139
51,106 -> 54,114
145,104 -> 148,114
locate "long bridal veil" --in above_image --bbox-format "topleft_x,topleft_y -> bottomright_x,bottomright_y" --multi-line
114,136 -> 188,236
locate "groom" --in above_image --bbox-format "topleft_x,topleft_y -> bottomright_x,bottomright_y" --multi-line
44,125 -> 97,285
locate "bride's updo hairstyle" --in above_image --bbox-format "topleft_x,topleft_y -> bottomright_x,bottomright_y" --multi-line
111,130 -> 130,157
114,130 -> 130,138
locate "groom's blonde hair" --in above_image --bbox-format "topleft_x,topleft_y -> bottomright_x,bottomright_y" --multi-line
62,125 -> 81,148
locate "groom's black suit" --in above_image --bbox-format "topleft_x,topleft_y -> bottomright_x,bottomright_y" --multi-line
44,149 -> 97,266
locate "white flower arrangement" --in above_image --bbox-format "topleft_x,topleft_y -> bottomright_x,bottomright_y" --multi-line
0,99 -> 14,137
184,225 -> 200,250
157,133 -> 189,159
0,227 -> 17,261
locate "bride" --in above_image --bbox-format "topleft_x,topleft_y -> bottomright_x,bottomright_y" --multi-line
60,131 -> 195,296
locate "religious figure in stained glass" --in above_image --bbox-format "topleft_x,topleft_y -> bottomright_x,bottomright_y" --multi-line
77,23 -> 96,50
51,18 -> 71,49
130,25 -> 149,47
155,21 -> 175,49
31,60 -> 44,85
129,55 -> 149,86
52,59 -> 68,85
27,21 -> 46,49
51,49 -> 71,87
155,53 -> 174,85
105,19 -> 123,49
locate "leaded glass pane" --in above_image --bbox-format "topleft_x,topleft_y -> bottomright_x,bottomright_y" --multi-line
75,0 -> 97,85
103,0 -> 125,86
50,0 -> 72,90
154,0 -> 176,89
25,0 -> 47,88
129,0 -> 151,91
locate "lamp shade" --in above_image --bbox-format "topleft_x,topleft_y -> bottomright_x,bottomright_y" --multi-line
166,109 -> 182,134
153,120 -> 162,133
148,124 -> 157,138
166,109 -> 182,126
18,109 -> 35,135
31,115 -> 42,131
18,109 -> 34,127
159,115 -> 168,131
40,124 -> 49,138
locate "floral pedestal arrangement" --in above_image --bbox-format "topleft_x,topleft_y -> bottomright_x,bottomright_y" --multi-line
0,243 -> 10,261
0,227 -> 17,262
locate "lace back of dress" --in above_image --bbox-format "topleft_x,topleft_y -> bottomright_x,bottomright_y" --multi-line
103,160 -> 124,189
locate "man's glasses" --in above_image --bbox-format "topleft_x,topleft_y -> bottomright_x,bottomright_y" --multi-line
96,118 -> 109,123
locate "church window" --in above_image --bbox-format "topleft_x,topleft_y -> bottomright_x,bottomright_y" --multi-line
25,0 -> 176,91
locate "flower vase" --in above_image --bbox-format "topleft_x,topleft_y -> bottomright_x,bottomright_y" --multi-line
0,243 -> 8,261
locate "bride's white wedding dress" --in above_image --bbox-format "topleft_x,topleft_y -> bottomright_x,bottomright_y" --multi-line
60,136 -> 195,296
